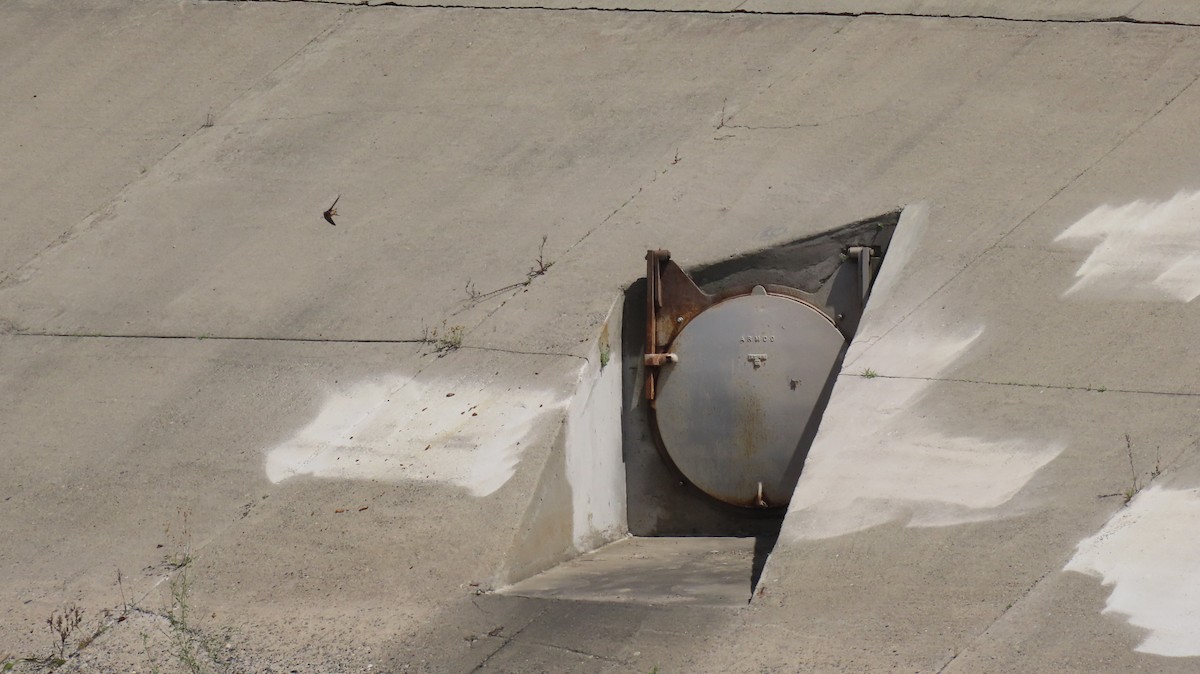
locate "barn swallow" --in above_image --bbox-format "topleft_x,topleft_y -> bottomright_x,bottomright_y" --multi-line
323,195 -> 340,226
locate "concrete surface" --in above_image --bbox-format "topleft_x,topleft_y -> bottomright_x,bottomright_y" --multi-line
6,1 -> 1200,672
504,537 -> 760,606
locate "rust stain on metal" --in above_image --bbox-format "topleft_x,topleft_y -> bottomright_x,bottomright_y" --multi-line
644,249 -> 712,403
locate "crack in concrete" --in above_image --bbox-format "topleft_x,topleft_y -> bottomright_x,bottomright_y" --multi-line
933,569 -> 1054,673
468,606 -> 551,673
9,330 -> 434,344
720,121 -> 820,131
202,0 -> 1200,28
560,170 -> 654,258
849,372 -> 1200,398
459,344 -> 590,361
523,639 -> 627,664
5,330 -> 587,360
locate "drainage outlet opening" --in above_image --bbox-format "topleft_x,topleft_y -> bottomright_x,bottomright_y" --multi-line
622,211 -> 900,537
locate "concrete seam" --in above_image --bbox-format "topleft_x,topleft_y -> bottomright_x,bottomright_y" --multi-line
458,344 -> 590,362
201,0 -> 1200,28
932,573 -> 1057,673
849,372 -> 1200,398
522,639 -> 627,664
6,330 -> 586,360
469,606 -> 551,673
560,166 -> 661,258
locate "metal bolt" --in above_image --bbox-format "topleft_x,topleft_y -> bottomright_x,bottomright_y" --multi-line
676,316 -> 683,323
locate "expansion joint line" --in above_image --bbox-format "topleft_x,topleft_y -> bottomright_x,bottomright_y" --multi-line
847,372 -> 1200,398
7,331 -> 587,359
9,331 -> 431,345
934,566 -> 1058,673
204,0 -> 1200,28
469,606 -> 551,673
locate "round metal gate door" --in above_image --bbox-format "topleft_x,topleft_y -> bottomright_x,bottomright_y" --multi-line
652,286 -> 846,508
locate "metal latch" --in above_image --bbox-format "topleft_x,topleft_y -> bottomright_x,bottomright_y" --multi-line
644,352 -> 679,366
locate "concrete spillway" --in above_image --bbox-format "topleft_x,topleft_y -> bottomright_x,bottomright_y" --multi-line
5,2 -> 1200,672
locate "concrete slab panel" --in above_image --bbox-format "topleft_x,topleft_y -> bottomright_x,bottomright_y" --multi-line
0,0 -> 343,277
0,334 -> 425,658
941,563 -> 1200,673
896,244 -> 1200,394
504,536 -> 758,605
0,9 -> 841,351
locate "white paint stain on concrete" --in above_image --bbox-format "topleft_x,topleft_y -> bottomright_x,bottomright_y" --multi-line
1064,486 -> 1200,657
1056,191 -> 1200,302
265,375 -> 561,496
780,203 -> 1063,541
783,325 -> 1063,541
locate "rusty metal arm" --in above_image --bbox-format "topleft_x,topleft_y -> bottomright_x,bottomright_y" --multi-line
644,249 -> 711,402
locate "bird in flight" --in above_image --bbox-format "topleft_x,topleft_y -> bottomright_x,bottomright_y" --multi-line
323,195 -> 340,226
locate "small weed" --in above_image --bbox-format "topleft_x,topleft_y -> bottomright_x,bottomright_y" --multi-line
464,278 -> 481,302
528,235 -> 554,279
75,608 -> 113,652
1123,434 -> 1139,505
599,343 -> 610,369
461,235 -> 558,306
860,368 -> 878,379
421,321 -> 464,356
437,325 -> 464,354
118,568 -> 130,613
141,632 -> 160,674
716,98 -> 731,130
47,604 -> 83,662
143,541 -> 230,674
201,111 -> 213,129
1101,434 -> 1145,505
166,568 -> 207,674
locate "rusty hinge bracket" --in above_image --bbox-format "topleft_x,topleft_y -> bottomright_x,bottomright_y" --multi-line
644,249 -> 709,403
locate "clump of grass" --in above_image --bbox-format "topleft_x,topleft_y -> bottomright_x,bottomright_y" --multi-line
421,321 -> 465,355
461,235 -> 558,306
528,235 -> 554,279
1122,434 -> 1139,505
860,368 -> 878,379
46,605 -> 83,664
141,527 -> 232,674
1099,434 -> 1161,506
